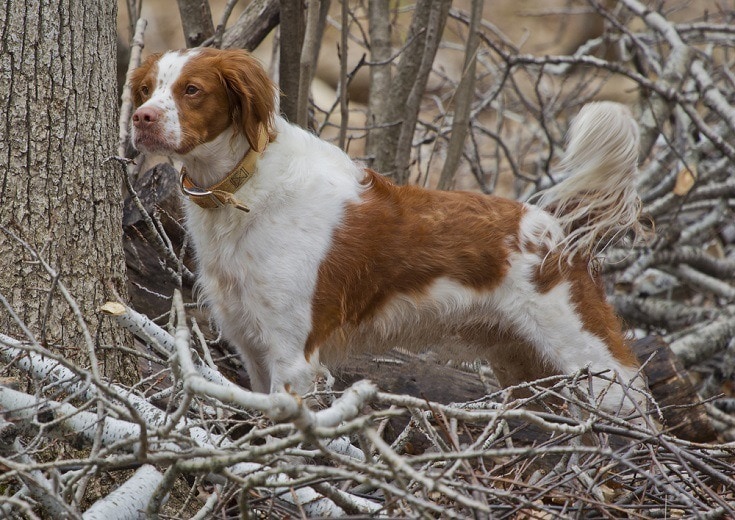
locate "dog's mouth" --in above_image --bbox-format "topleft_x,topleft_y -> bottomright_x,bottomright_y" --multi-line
132,132 -> 175,154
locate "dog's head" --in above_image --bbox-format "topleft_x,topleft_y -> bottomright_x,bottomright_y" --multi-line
130,48 -> 276,157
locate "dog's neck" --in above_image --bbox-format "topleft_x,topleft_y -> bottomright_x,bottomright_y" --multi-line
179,126 -> 251,188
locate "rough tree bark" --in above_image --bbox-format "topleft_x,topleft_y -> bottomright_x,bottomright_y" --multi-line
220,0 -> 280,51
366,0 -> 392,157
0,0 -> 136,382
279,0 -> 305,122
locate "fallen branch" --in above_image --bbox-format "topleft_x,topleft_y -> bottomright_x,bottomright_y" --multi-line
82,465 -> 164,520
669,316 -> 735,368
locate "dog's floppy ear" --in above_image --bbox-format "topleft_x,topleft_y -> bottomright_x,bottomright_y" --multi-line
130,53 -> 162,108
217,50 -> 276,151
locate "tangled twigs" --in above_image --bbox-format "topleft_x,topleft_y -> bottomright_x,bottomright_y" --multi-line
2,299 -> 735,517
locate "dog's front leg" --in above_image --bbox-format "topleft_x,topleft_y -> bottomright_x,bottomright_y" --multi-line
228,339 -> 271,393
267,351 -> 321,396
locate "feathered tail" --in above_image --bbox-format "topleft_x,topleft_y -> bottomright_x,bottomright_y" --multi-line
534,101 -> 645,259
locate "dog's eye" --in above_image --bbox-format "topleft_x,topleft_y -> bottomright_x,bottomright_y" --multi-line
140,85 -> 149,97
185,84 -> 200,96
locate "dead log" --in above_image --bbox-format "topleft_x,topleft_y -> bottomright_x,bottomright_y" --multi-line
334,338 -> 720,445
123,163 -> 191,317
632,335 -> 719,443
333,351 -> 490,404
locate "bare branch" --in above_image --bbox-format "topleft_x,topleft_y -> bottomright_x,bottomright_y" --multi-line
82,465 -> 163,520
370,0 -> 432,178
393,0 -> 451,184
670,316 -> 735,368
278,0 -> 304,121
219,0 -> 280,51
296,0 -> 323,128
337,0 -> 349,149
210,0 -> 241,48
118,18 -> 147,160
618,0 -> 692,157
176,0 -> 215,48
437,0 -> 483,190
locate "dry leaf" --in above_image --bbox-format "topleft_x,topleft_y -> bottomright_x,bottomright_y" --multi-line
705,240 -> 725,259
600,483 -> 617,502
673,167 -> 696,196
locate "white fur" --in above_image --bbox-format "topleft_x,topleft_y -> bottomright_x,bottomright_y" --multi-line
534,102 -> 643,258
183,126 -> 248,187
185,118 -> 364,393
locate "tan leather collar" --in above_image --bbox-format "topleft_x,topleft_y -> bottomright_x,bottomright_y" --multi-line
179,126 -> 269,212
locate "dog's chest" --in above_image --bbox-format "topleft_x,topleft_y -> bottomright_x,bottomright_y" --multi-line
185,202 -> 344,349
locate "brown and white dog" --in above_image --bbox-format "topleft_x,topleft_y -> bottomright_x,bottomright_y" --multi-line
131,48 -> 646,415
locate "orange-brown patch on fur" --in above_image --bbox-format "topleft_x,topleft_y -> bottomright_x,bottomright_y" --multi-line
533,256 -> 638,367
130,53 -> 162,108
305,169 -> 525,359
175,49 -> 277,154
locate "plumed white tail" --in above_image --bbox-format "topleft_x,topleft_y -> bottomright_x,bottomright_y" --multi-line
534,101 -> 644,259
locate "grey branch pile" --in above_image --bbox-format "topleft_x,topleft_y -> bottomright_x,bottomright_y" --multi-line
588,1 -> 735,418
1,300 -> 734,518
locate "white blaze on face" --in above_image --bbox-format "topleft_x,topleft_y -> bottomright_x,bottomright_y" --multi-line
134,51 -> 196,152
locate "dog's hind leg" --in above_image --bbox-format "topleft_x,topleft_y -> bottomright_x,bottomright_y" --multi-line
475,257 -> 644,417
475,321 -> 644,418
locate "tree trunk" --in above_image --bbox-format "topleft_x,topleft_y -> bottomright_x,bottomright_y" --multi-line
0,0 -> 136,383
365,0 -> 392,158
437,0 -> 483,190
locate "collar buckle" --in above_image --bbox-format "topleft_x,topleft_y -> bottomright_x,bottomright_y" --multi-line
180,172 -> 251,212
179,175 -> 222,207
178,125 -> 268,212
179,175 -> 210,198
